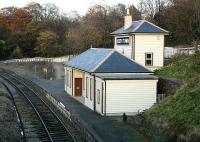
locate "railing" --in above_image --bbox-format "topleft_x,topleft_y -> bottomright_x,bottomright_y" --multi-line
3,55 -> 75,64
4,69 -> 99,142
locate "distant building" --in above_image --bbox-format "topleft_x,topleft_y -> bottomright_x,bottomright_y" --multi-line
111,9 -> 169,71
64,48 -> 158,116
164,47 -> 196,58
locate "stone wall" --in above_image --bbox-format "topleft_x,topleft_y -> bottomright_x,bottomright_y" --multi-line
157,77 -> 183,101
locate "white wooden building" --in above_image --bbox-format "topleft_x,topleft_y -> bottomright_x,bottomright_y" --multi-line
111,9 -> 169,71
64,48 -> 158,116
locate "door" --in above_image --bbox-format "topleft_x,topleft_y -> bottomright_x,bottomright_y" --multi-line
75,78 -> 82,96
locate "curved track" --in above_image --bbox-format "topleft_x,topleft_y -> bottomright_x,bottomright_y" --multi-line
0,69 -> 76,142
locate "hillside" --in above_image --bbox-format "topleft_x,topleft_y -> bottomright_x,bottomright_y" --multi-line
144,51 -> 200,141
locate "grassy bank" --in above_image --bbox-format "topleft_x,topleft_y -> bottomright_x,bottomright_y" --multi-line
144,51 -> 200,141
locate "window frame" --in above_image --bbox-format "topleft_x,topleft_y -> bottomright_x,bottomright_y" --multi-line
97,89 -> 100,104
145,52 -> 153,66
66,70 -> 69,87
69,71 -> 72,88
90,78 -> 93,101
86,77 -> 89,98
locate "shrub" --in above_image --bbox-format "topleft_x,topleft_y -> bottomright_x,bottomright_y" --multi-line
122,113 -> 127,122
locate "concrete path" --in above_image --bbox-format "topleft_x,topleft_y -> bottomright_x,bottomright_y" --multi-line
22,74 -> 128,142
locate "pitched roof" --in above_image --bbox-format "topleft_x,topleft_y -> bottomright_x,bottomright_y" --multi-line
64,48 -> 112,72
110,20 -> 168,35
64,48 -> 151,73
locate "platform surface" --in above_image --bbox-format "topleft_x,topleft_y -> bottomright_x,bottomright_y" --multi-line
22,74 -> 128,142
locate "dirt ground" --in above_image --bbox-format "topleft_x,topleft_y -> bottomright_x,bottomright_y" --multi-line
0,82 -> 22,142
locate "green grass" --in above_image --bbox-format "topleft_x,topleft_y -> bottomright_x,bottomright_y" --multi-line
144,52 -> 200,140
155,54 -> 199,82
113,121 -> 150,142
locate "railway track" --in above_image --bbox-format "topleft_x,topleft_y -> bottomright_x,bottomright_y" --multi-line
0,69 -> 76,142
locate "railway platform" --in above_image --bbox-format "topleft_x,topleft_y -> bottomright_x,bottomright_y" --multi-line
20,74 -> 128,142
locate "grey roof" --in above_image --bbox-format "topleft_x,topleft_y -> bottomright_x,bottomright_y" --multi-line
110,20 -> 168,35
95,51 -> 151,73
64,48 -> 112,72
64,48 -> 151,73
96,74 -> 158,80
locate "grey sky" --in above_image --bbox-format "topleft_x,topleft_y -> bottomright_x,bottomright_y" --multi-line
0,0 -> 140,15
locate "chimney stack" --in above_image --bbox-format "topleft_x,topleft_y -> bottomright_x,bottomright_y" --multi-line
124,8 -> 132,29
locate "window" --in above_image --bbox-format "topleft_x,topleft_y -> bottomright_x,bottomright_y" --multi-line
145,53 -> 153,66
116,37 -> 130,45
90,78 -> 93,101
70,71 -> 72,88
97,89 -> 100,104
86,77 -> 89,98
65,70 -> 68,86
83,77 -> 85,90
66,70 -> 69,87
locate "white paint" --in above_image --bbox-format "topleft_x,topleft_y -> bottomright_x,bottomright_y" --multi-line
105,79 -> 157,115
114,35 -> 133,59
114,34 -> 165,71
135,34 -> 164,70
95,77 -> 105,114
164,47 -> 196,58
64,67 -> 72,95
84,73 -> 94,110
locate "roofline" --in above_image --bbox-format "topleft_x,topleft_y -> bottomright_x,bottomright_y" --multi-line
65,65 -> 152,74
94,71 -> 152,73
110,32 -> 169,36
143,20 -> 169,33
93,50 -> 152,73
116,51 -> 153,73
110,20 -> 169,36
92,50 -> 114,72
133,20 -> 145,32
100,78 -> 158,80
64,65 -> 92,74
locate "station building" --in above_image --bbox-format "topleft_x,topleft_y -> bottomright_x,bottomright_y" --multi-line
64,9 -> 168,115
64,48 -> 158,116
111,9 -> 169,71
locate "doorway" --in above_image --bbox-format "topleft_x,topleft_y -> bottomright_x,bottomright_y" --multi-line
75,78 -> 82,96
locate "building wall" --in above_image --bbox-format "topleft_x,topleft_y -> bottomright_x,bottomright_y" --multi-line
84,73 -> 94,110
114,35 -> 133,59
105,79 -> 158,115
95,77 -> 105,114
135,34 -> 164,70
114,34 -> 164,71
64,67 -> 73,95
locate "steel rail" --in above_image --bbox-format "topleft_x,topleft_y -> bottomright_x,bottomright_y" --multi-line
0,69 -> 76,142
0,73 -> 54,142
2,82 -> 26,142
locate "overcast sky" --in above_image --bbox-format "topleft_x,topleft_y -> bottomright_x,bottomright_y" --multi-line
0,0 -> 140,15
